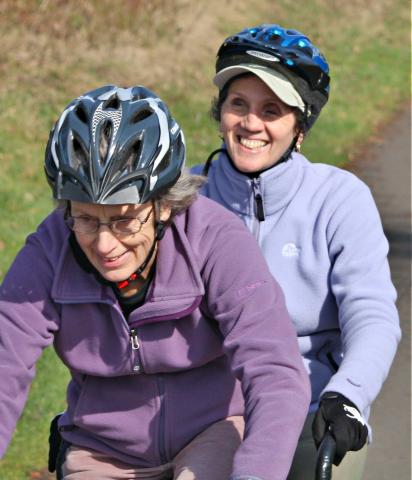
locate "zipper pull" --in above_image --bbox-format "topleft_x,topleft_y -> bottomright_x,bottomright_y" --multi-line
130,329 -> 140,350
251,178 -> 265,221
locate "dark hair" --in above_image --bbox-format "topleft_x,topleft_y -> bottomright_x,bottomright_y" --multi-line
210,73 -> 306,134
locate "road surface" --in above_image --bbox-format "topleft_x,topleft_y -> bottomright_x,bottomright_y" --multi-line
348,105 -> 411,480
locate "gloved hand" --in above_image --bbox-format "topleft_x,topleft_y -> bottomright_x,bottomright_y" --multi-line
312,392 -> 368,466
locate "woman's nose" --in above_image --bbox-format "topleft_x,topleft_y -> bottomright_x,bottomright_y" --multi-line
93,226 -> 118,254
242,111 -> 263,131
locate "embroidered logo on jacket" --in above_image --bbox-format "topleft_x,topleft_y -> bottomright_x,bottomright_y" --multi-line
282,243 -> 300,258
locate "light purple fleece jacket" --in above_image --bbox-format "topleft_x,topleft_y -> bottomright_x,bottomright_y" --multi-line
0,194 -> 310,480
192,150 -> 400,428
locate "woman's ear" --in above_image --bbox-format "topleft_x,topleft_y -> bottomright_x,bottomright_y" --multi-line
159,205 -> 172,223
155,205 -> 172,240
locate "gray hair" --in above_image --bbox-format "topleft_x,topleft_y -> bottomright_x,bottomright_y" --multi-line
155,169 -> 206,218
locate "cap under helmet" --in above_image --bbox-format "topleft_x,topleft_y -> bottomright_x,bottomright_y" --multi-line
45,85 -> 185,205
215,24 -> 330,130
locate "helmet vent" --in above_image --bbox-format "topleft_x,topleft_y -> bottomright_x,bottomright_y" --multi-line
298,46 -> 313,57
132,109 -> 153,124
99,120 -> 113,166
124,141 -> 143,172
269,33 -> 282,42
286,51 -> 299,59
72,137 -> 88,169
75,105 -> 88,124
132,92 -> 145,102
104,95 -> 120,110
153,149 -> 170,177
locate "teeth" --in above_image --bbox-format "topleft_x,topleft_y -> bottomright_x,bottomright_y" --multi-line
240,138 -> 267,149
105,255 -> 121,262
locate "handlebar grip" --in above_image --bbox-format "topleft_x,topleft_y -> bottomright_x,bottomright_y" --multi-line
315,430 -> 336,480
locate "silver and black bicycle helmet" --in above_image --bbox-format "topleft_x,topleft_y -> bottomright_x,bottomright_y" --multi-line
215,24 -> 330,131
45,85 -> 185,204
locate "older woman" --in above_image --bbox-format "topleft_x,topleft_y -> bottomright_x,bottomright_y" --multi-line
192,25 -> 401,479
0,85 -> 309,480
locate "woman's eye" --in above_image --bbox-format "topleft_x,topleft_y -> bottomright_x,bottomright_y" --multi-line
264,105 -> 281,116
117,218 -> 135,226
229,98 -> 246,109
78,216 -> 94,223
72,216 -> 98,230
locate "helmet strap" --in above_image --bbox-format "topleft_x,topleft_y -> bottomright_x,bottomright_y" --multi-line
116,238 -> 157,290
275,133 -> 300,166
203,148 -> 227,177
155,220 -> 167,240
116,216 -> 166,291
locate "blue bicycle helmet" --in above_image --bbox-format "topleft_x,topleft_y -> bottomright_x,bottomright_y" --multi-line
215,24 -> 330,131
45,85 -> 185,205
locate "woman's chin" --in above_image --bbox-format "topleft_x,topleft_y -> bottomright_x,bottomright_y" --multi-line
97,268 -> 132,284
231,151 -> 276,174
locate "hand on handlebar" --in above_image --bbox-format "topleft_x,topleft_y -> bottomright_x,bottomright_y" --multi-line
312,392 -> 368,466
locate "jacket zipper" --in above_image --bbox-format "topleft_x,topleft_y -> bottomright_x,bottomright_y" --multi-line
129,329 -> 167,463
130,329 -> 142,373
251,177 -> 264,240
130,326 -> 167,462
251,177 -> 265,221
130,329 -> 140,350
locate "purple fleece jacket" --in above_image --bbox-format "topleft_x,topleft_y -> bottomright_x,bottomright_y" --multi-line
0,195 -> 310,480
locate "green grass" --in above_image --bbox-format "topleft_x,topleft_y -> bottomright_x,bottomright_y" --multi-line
0,0 -> 410,477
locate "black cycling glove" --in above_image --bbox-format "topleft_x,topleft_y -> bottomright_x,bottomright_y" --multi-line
312,392 -> 368,466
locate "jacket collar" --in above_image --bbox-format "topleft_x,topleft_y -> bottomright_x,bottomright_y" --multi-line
209,147 -> 305,216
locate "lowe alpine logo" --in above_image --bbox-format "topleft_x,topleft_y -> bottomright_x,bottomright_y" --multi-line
282,243 -> 300,258
246,50 -> 280,62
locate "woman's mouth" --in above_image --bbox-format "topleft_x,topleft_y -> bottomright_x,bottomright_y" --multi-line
99,251 -> 128,268
239,137 -> 268,150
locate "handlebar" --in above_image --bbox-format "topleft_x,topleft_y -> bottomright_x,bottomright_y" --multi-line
315,430 -> 336,480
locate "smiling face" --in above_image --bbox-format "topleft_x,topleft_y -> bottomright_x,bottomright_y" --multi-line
220,75 -> 301,173
71,201 -> 170,283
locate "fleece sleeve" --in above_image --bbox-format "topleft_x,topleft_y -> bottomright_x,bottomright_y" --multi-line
323,179 -> 401,415
201,215 -> 310,480
0,223 -> 61,457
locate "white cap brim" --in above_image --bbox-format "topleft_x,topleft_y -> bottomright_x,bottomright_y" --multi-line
214,64 -> 305,112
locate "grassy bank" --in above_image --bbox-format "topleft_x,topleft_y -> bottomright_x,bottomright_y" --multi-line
0,0 -> 410,478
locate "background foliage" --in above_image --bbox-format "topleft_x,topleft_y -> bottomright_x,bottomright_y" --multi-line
0,0 -> 410,478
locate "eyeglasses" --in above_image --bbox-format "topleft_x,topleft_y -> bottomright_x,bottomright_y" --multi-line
66,207 -> 153,236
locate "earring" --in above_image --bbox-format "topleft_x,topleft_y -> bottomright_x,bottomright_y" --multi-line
295,143 -> 301,152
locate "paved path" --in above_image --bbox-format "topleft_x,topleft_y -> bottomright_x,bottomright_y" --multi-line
348,105 -> 411,480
